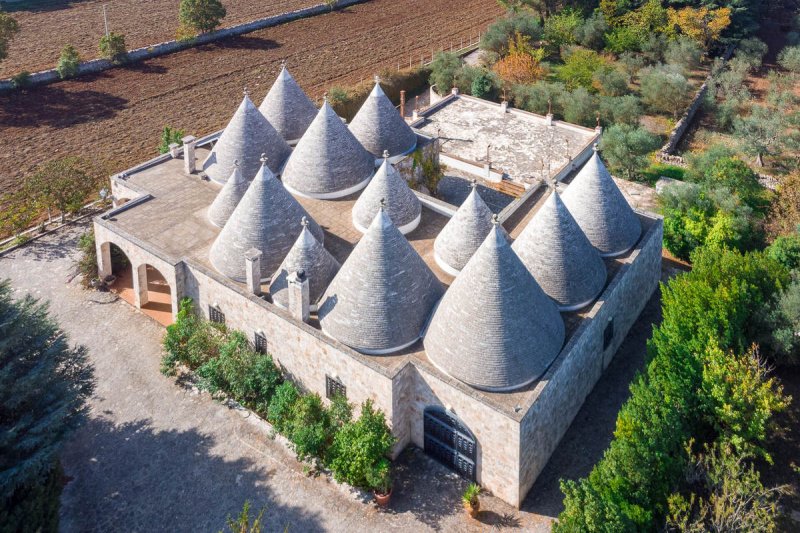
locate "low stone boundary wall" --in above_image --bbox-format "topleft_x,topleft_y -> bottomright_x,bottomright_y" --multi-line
0,0 -> 370,92
657,44 -> 735,158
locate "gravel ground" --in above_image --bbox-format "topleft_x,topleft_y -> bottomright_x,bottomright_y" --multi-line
0,222 -> 666,532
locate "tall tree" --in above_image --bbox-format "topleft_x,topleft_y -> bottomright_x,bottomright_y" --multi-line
0,12 -> 19,64
0,281 -> 94,531
179,0 -> 227,34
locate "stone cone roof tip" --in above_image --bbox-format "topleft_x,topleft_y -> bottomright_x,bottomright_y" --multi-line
512,189 -> 607,311
209,160 -> 324,282
203,93 -> 292,183
318,208 -> 444,355
281,100 -> 375,199
425,223 -> 565,392
352,154 -> 421,234
433,182 -> 495,275
348,80 -> 417,159
561,149 -> 641,257
259,64 -> 318,143
208,162 -> 250,228
270,217 -> 340,311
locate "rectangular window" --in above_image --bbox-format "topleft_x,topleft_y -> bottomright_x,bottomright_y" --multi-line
603,318 -> 614,350
325,375 -> 346,399
254,332 -> 267,354
209,305 -> 225,325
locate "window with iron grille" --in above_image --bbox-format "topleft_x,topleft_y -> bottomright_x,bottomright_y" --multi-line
254,332 -> 267,354
325,375 -> 346,399
209,305 -> 225,325
603,318 -> 614,350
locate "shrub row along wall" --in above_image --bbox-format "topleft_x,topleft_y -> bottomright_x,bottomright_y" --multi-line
0,0 -> 371,93
657,44 -> 736,158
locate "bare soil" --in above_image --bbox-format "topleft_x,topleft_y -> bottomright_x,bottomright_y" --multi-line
0,0 -> 502,189
0,0 -> 322,77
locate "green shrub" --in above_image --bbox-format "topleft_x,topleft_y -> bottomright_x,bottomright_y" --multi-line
618,51 -> 645,79
592,65 -> 629,96
575,10 -> 608,51
99,32 -> 127,63
328,400 -> 395,490
480,12 -> 542,57
684,144 -> 737,182
556,47 -> 606,90
158,126 -> 186,154
767,232 -> 800,272
639,64 -> 691,118
735,37 -> 768,71
76,230 -> 98,287
285,393 -> 332,461
664,35 -> 702,73
179,0 -> 227,34
510,81 -> 566,116
470,69 -> 496,98
640,162 -> 685,184
604,25 -> 641,54
0,12 -> 20,63
559,87 -> 598,127
778,45 -> 800,74
10,70 -> 31,89
429,52 -> 461,94
543,9 -> 581,51
764,279 -> 800,365
703,157 -> 765,211
56,45 -> 80,79
267,381 -> 300,433
162,298 -> 203,374
640,33 -> 667,64
598,123 -> 660,179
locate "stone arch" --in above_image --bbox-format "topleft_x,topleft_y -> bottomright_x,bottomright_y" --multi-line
134,263 -> 174,326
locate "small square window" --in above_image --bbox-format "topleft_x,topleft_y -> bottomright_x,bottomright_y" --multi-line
254,332 -> 268,354
209,305 -> 225,325
603,319 -> 614,350
326,375 -> 346,399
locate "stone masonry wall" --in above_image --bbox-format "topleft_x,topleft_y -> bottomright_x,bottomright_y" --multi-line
180,261 -> 407,453
516,216 -> 663,504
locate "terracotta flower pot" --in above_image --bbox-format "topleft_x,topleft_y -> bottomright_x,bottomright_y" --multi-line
464,499 -> 480,518
374,487 -> 392,507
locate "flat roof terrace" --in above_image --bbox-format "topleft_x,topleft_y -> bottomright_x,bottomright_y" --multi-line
412,95 -> 598,185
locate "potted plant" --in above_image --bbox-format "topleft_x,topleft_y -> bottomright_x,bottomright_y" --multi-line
462,483 -> 480,518
369,458 -> 392,506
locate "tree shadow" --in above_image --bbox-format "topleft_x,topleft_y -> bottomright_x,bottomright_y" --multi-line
0,0 -> 94,13
122,62 -> 169,75
59,415 -> 325,532
203,36 -> 281,52
0,83 -> 128,128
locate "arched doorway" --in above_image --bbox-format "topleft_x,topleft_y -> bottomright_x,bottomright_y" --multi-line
423,407 -> 477,481
103,242 -> 133,294
134,264 -> 174,326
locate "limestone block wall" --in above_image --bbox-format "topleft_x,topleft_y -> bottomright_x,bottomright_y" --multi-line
516,215 -> 663,504
181,261 -> 402,448
396,364 -> 522,505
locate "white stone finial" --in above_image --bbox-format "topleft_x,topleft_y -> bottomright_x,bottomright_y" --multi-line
301,216 -> 309,228
382,149 -> 390,160
592,143 -> 599,152
280,59 -> 287,69
233,159 -> 240,168
379,198 -> 387,210
260,153 -> 268,164
374,74 -> 380,85
492,213 -> 500,225
243,87 -> 249,97
471,178 -> 478,189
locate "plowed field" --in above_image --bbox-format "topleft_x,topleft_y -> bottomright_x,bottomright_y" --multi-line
0,0 -> 322,77
0,0 -> 502,189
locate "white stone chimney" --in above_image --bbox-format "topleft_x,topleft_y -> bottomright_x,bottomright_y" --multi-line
451,87 -> 459,96
244,248 -> 262,296
182,135 -> 197,174
500,100 -> 508,114
545,113 -> 553,126
168,143 -> 181,158
287,269 -> 310,323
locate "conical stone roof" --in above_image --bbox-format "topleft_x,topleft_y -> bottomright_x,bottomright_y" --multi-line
433,181 -> 494,275
259,63 -> 318,143
318,207 -> 444,355
270,217 -> 340,311
512,189 -> 607,311
203,92 -> 292,184
425,220 -> 565,392
348,80 -> 417,159
280,99 -> 375,199
561,147 -> 641,257
351,152 -> 421,234
208,161 -> 250,228
209,158 -> 324,282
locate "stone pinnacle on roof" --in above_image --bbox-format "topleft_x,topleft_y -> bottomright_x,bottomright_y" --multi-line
202,91 -> 292,184
270,216 -> 340,311
318,206 -> 444,355
425,219 -> 565,392
433,180 -> 495,275
560,146 -> 641,257
259,62 -> 318,143
352,151 -> 421,234
280,99 -> 376,199
512,188 -> 607,311
348,78 -> 417,160
208,160 -> 250,228
209,156 -> 324,282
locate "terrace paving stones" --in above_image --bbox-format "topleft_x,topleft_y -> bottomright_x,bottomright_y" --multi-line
348,79 -> 417,159
351,153 -> 422,235
269,217 -> 340,311
202,93 -> 291,184
280,99 -> 376,199
561,147 -> 642,257
209,159 -> 323,282
512,189 -> 607,311
318,207 -> 444,355
433,180 -> 495,275
207,161 -> 250,228
259,63 -> 318,143
425,220 -> 565,392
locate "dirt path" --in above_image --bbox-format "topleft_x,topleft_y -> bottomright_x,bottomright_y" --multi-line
0,0 -> 502,190
0,0 -> 322,77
